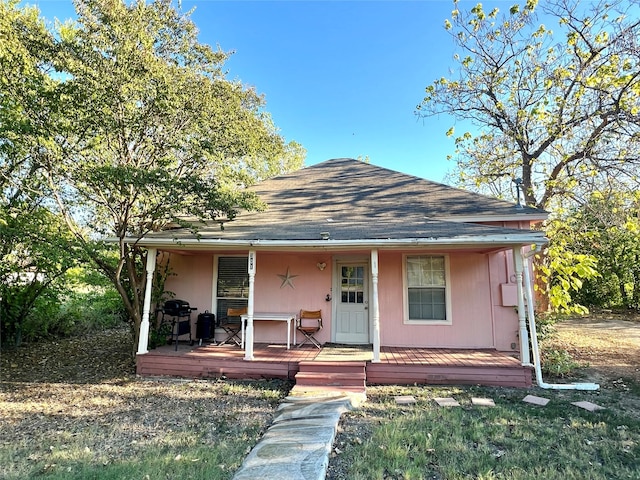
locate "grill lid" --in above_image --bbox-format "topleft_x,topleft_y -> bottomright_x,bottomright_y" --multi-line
163,299 -> 191,315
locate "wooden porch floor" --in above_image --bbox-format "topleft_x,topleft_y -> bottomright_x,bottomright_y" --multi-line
136,342 -> 533,387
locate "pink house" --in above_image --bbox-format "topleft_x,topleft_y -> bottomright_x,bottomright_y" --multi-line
132,159 -> 547,387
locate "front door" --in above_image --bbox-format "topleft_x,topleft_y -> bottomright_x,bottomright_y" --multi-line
335,263 -> 369,344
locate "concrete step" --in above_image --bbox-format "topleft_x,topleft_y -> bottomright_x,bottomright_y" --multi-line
295,371 -> 366,388
290,384 -> 367,397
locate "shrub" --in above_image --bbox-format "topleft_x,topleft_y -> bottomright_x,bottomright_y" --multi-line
6,287 -> 128,345
536,313 -> 584,378
541,348 -> 582,377
534,312 -> 560,343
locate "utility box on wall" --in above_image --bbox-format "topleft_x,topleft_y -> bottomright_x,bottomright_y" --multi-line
500,283 -> 518,307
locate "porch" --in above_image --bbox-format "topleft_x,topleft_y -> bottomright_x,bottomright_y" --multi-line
136,343 -> 533,388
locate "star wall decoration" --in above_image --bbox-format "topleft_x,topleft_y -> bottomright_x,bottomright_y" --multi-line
277,267 -> 299,289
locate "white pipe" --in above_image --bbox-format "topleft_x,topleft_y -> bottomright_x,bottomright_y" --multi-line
521,246 -> 599,391
513,248 -> 531,365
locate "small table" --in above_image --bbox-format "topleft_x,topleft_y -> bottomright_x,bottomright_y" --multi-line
241,312 -> 297,349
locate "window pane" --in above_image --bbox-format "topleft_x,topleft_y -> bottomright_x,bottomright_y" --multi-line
430,256 -> 445,271
341,265 -> 365,304
407,257 -> 425,286
432,270 -> 445,286
408,285 -> 446,321
408,255 -> 446,288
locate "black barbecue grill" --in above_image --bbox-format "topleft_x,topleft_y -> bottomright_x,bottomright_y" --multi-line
160,299 -> 197,350
163,299 -> 192,317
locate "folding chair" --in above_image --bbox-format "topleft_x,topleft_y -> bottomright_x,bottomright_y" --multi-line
218,307 -> 246,346
296,309 -> 323,348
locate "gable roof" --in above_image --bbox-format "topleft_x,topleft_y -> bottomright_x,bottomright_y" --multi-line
136,158 -> 547,249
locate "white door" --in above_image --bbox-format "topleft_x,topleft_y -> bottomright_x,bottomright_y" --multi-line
335,263 -> 369,344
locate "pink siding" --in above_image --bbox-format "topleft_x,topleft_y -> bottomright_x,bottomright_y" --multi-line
378,251 -> 495,349
160,253 -> 214,340
162,253 -> 214,313
158,248 -> 519,351
250,252 -> 332,344
488,250 -> 520,352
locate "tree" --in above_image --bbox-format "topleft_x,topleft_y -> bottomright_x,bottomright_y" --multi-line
417,0 -> 640,210
0,1 -> 83,346
1,0 -> 303,350
537,213 -> 599,315
563,191 -> 640,310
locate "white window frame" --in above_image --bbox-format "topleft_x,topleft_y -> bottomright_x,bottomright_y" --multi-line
403,254 -> 452,325
212,255 -> 249,319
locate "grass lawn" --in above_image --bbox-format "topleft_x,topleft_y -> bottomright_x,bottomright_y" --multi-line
328,313 -> 640,479
0,376 -> 291,480
0,328 -> 292,480
2,318 -> 640,479
328,383 -> 640,479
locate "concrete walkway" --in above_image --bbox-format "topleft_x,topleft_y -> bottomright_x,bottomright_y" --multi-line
232,391 -> 364,480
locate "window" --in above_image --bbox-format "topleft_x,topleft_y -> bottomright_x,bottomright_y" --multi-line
405,255 -> 450,323
215,256 -> 248,320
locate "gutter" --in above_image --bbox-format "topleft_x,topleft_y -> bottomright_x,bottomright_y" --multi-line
521,246 -> 599,391
444,214 -> 549,223
125,234 -> 547,250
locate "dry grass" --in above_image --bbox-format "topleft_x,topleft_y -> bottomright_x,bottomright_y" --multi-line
547,314 -> 640,385
0,327 -> 291,479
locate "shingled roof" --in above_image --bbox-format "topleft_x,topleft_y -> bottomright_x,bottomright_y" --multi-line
137,158 -> 547,247
250,158 -> 544,221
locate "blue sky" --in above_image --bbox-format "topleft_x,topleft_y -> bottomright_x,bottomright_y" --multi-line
30,0 -> 496,182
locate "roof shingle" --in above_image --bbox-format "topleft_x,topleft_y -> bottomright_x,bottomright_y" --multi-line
139,158 -> 547,245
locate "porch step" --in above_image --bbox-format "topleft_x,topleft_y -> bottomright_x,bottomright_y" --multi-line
295,371 -> 366,388
297,360 -> 366,374
293,361 -> 367,396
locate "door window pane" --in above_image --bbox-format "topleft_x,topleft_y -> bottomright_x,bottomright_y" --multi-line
341,265 -> 364,304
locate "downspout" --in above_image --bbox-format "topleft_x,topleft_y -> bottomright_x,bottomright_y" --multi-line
521,246 -> 599,391
512,248 -> 531,366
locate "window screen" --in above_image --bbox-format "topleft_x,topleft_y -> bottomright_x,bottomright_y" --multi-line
216,257 -> 248,321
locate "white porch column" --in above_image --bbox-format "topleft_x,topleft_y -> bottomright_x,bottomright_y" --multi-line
371,249 -> 381,363
137,248 -> 157,355
513,247 -> 531,365
244,250 -> 256,361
